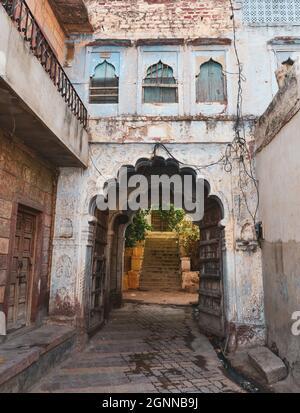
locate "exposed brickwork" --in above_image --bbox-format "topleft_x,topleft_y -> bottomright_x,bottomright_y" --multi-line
85,0 -> 233,38
0,130 -> 57,319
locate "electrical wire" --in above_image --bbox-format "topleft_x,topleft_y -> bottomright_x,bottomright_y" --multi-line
90,0 -> 260,231
89,146 -> 109,181
151,1 -> 260,229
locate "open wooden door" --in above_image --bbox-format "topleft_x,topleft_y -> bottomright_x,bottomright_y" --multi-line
198,198 -> 225,338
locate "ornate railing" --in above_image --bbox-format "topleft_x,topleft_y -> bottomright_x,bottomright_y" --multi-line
1,0 -> 88,128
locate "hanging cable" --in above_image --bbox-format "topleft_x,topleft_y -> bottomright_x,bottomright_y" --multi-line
91,0 -> 260,231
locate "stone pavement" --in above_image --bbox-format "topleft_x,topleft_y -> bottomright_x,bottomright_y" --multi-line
31,303 -> 244,393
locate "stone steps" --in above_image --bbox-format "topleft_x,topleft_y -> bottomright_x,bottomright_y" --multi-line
140,232 -> 181,291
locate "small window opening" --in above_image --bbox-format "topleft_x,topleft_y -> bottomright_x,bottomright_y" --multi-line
90,60 -> 119,104
143,60 -> 178,103
196,59 -> 226,103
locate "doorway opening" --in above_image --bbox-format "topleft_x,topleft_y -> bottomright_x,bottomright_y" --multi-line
87,156 -> 226,338
123,207 -> 200,307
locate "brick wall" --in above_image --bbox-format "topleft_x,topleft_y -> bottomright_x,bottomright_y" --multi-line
0,130 -> 57,320
26,0 -> 66,63
85,0 -> 233,38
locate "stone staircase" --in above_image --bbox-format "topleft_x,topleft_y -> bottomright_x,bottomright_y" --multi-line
139,232 -> 182,291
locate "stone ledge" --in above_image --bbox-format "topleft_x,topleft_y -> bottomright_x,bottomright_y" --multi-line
0,324 -> 76,392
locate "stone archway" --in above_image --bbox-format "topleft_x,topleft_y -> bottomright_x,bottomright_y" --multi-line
49,152 -> 264,349
88,156 -> 227,339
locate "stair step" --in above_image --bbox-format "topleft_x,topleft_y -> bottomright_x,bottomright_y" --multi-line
141,231 -> 181,290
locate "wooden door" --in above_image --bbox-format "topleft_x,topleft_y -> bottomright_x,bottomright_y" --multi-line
198,199 -> 225,337
7,208 -> 36,331
89,209 -> 109,331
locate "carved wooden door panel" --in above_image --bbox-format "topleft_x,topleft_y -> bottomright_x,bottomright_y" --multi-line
7,208 -> 36,331
198,199 -> 225,338
89,210 -> 108,331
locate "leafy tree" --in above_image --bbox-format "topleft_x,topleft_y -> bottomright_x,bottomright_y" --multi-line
156,205 -> 185,231
175,216 -> 200,257
125,210 -> 152,248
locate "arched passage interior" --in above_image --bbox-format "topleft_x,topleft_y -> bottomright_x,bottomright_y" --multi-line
87,156 -> 226,338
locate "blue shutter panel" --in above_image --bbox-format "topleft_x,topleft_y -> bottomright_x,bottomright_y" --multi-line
197,60 -> 226,103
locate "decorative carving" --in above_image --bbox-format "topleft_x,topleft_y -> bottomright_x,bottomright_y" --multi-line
59,218 -> 73,238
55,255 -> 72,279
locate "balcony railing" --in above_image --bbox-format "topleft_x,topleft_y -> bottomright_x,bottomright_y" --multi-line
1,0 -> 88,128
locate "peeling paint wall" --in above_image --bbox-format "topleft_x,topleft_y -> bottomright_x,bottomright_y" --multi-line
49,1 -> 300,346
255,68 -> 300,372
50,143 -> 264,346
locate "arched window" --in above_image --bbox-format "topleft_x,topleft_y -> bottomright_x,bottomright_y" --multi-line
196,59 -> 226,103
89,60 -> 119,104
143,61 -> 178,103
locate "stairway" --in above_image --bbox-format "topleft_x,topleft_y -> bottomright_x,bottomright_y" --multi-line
139,232 -> 182,291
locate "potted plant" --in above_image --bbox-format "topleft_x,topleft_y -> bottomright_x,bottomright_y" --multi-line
175,216 -> 200,272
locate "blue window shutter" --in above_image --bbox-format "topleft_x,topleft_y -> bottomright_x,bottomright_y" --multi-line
197,59 -> 226,103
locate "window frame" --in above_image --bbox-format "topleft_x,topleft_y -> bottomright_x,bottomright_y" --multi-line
89,60 -> 119,105
138,46 -> 181,116
142,60 -> 178,104
268,41 -> 300,95
191,48 -> 229,116
86,47 -> 122,117
195,58 -> 227,104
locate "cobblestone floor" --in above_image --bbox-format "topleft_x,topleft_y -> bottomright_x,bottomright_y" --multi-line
31,303 -> 244,393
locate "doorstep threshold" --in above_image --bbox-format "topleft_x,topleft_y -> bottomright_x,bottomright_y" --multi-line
0,324 -> 76,392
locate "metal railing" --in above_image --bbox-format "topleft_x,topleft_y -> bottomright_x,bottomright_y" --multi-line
1,0 -> 88,128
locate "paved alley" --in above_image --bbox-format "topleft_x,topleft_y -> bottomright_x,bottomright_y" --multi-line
31,304 -> 244,393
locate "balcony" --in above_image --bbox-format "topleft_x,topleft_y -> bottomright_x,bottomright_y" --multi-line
0,0 -> 89,167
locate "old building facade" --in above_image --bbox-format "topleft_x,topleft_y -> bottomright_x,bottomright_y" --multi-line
49,1 -> 300,349
0,0 -> 89,334
0,0 -> 300,384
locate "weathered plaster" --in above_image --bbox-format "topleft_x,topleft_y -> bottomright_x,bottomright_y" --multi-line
256,69 -> 300,372
50,143 -> 264,347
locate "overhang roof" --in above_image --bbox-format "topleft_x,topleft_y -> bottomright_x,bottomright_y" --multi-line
49,0 -> 93,35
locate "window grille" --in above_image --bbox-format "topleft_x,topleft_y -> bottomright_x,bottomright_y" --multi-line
89,60 -> 119,104
143,61 -> 178,103
243,0 -> 300,25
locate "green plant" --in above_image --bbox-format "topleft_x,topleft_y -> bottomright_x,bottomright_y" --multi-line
156,205 -> 185,231
175,216 -> 200,257
125,210 -> 152,248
